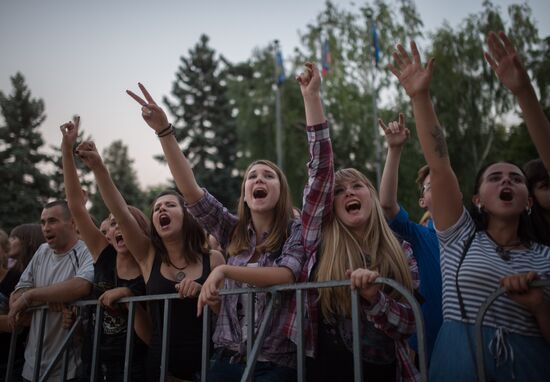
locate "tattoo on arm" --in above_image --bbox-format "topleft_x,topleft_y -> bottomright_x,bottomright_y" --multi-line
430,125 -> 448,158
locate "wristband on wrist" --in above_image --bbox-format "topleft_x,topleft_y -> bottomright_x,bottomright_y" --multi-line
158,128 -> 175,138
156,124 -> 174,137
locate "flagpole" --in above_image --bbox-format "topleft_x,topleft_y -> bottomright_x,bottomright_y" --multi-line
319,33 -> 332,114
274,40 -> 284,170
366,9 -> 381,188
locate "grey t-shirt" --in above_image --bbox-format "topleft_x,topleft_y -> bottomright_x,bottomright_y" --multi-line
15,240 -> 94,381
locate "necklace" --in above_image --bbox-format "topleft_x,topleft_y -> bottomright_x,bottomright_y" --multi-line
485,231 -> 523,261
168,259 -> 188,281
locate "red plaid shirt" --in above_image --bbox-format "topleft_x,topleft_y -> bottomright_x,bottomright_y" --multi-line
283,121 -> 420,381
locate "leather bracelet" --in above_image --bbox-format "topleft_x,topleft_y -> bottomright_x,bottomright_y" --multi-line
156,124 -> 173,136
158,125 -> 175,138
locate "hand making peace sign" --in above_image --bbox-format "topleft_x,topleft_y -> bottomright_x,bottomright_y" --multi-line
127,83 -> 170,133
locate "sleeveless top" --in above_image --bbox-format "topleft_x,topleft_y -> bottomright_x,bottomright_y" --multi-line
146,253 -> 211,380
80,245 -> 148,380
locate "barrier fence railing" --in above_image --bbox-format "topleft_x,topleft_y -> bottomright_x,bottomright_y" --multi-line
5,278 -> 427,382
474,278 -> 550,382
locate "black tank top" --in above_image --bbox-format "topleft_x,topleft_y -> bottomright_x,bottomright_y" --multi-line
146,253 -> 211,380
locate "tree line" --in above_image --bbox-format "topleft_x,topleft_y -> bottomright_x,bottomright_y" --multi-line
1,0 -> 548,232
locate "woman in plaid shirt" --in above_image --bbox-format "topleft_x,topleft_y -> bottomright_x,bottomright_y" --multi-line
127,83 -> 306,381
288,63 -> 420,381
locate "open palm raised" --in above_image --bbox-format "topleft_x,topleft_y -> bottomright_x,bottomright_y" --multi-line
484,31 -> 531,96
388,41 -> 435,99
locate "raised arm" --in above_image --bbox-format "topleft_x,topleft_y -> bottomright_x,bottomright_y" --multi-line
379,114 -> 409,220
127,84 -> 204,204
76,141 -> 151,272
389,42 -> 463,230
297,63 -> 334,255
60,116 -> 108,260
298,63 -> 325,126
485,31 -> 550,173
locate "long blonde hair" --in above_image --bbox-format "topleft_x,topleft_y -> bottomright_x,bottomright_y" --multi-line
226,160 -> 293,257
315,168 -> 414,319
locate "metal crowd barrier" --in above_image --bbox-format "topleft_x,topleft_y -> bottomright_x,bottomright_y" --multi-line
474,279 -> 550,382
5,278 -> 427,382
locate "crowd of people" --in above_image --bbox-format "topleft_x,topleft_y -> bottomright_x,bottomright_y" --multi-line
0,31 -> 549,382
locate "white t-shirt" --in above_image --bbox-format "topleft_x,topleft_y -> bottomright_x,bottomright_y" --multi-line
437,208 -> 550,337
15,240 -> 94,381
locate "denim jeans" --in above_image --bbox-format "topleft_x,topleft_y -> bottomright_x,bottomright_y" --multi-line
207,349 -> 296,382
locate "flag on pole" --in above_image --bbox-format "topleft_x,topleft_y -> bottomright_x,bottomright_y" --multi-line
275,43 -> 285,86
321,39 -> 332,77
372,22 -> 380,67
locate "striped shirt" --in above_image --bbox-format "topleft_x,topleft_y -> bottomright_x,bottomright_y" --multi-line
437,208 -> 550,336
284,121 -> 420,382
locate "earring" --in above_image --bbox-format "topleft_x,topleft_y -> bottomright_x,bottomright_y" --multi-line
477,204 -> 483,213
526,206 -> 532,215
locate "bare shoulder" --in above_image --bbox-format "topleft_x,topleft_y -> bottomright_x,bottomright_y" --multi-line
209,249 -> 226,269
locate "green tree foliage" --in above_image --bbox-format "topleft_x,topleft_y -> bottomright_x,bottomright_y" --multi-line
296,0 -> 423,174
89,140 -> 144,221
287,0 -> 546,220
3,2 -> 545,231
531,35 -> 550,113
294,0 -> 424,216
0,73 -> 51,232
428,1 -> 541,204
226,45 -> 309,206
163,34 -> 240,210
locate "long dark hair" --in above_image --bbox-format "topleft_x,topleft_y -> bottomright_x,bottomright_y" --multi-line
523,159 -> 550,246
10,224 -> 46,273
149,190 -> 208,265
470,161 -> 534,245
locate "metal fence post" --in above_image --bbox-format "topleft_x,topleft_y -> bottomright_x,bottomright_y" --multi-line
296,289 -> 305,382
40,315 -> 82,381
201,305 -> 211,382
5,278 -> 430,382
32,308 -> 47,382
246,291 -> 255,361
5,326 -> 19,381
123,301 -> 136,382
475,279 -> 550,382
90,304 -> 104,382
160,298 -> 172,382
241,294 -> 275,382
351,289 -> 364,382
